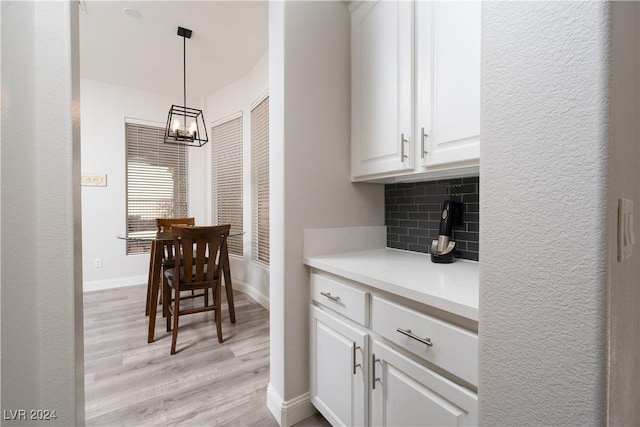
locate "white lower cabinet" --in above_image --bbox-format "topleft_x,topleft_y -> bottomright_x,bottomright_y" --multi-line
371,340 -> 477,426
311,306 -> 368,427
310,272 -> 477,427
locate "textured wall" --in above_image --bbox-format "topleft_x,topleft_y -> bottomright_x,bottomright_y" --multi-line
480,2 -> 610,425
1,1 -> 84,424
1,1 -> 41,416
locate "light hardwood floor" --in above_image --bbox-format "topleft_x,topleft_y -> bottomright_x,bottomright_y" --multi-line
84,284 -> 329,427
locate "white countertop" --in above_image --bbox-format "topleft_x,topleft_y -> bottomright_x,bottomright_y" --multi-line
304,248 -> 479,321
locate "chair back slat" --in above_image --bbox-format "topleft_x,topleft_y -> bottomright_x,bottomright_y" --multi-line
205,239 -> 219,281
181,234 -> 194,284
194,237 -> 207,282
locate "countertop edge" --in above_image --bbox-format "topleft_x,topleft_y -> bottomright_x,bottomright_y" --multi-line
304,252 -> 479,322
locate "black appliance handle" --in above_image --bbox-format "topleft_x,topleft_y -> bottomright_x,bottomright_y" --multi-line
439,200 -> 455,237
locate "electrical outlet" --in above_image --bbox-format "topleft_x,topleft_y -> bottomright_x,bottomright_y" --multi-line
94,258 -> 102,268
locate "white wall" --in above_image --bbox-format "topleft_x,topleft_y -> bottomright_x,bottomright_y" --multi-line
81,78 -> 203,291
81,55 -> 270,302
203,52 -> 270,307
268,2 -> 384,425
1,1 -> 84,424
481,2 -> 639,425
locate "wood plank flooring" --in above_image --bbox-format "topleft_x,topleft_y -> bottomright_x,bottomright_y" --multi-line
83,284 -> 329,427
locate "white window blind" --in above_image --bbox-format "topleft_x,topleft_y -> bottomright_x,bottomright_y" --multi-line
211,115 -> 243,256
251,96 -> 269,265
126,121 -> 188,255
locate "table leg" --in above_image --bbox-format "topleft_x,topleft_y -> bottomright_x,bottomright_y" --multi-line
148,240 -> 164,343
145,240 -> 157,316
221,243 -> 236,324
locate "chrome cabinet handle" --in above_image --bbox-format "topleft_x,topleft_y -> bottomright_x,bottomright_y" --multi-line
396,328 -> 433,347
400,133 -> 408,162
420,127 -> 428,159
320,291 -> 340,302
352,342 -> 361,375
372,354 -> 381,389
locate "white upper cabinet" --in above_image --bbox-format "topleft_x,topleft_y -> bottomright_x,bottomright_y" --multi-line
351,1 -> 414,178
416,1 -> 481,167
351,0 -> 481,182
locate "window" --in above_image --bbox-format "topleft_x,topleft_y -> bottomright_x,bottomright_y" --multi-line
126,121 -> 188,254
211,115 -> 243,256
251,96 -> 269,265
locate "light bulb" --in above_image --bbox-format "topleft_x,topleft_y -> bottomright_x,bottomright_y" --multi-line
172,119 -> 180,132
189,122 -> 197,135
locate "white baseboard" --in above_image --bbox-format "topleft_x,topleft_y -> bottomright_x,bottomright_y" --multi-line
232,279 -> 269,309
266,384 -> 283,425
83,275 -> 147,292
267,384 -> 316,427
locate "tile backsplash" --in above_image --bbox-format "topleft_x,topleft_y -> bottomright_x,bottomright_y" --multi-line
385,176 -> 479,261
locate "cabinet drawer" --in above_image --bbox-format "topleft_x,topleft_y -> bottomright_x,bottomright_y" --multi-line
371,339 -> 477,426
311,273 -> 369,326
371,296 -> 477,385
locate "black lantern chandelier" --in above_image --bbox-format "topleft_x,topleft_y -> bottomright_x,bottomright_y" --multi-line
164,26 -> 208,147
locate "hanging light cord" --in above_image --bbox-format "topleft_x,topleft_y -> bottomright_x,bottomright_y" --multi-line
183,34 -> 187,126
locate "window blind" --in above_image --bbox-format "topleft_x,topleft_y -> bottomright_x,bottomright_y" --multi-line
251,97 -> 269,265
126,122 -> 188,254
211,115 -> 243,256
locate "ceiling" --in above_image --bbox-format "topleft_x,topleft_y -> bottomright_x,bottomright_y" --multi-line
79,1 -> 268,100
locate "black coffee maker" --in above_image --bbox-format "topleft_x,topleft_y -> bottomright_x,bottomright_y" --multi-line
430,200 -> 459,263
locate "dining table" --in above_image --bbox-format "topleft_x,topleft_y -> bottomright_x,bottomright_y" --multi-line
118,229 -> 243,343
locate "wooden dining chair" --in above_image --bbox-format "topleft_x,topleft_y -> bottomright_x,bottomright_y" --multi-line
156,217 -> 195,233
146,217 -> 195,318
163,224 -> 230,354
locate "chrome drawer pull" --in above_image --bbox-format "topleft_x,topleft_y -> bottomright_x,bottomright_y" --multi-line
400,133 -> 408,161
320,291 -> 340,302
352,343 -> 361,375
372,354 -> 381,389
396,328 -> 433,347
420,127 -> 428,159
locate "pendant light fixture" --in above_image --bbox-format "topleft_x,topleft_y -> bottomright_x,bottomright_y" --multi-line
164,26 -> 208,147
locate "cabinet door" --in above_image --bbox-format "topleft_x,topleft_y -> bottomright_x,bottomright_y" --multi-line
351,0 -> 413,178
371,340 -> 477,427
311,306 -> 368,427
416,1 -> 480,167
